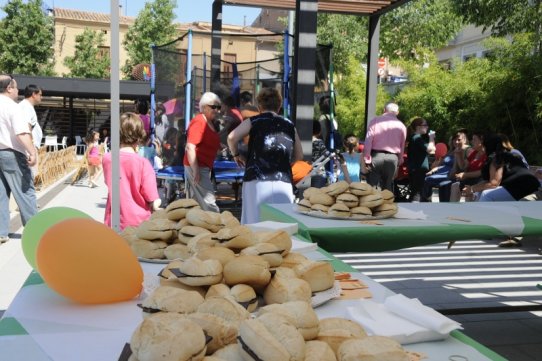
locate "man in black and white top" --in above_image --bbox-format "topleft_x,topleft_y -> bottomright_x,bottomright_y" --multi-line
19,84 -> 43,177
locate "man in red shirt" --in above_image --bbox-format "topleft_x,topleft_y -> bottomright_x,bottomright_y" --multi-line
183,92 -> 222,212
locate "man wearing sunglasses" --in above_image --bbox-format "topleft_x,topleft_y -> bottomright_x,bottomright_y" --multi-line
183,92 -> 222,212
0,74 -> 38,244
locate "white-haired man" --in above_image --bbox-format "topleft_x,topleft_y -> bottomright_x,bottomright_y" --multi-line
362,102 -> 406,192
0,74 -> 38,243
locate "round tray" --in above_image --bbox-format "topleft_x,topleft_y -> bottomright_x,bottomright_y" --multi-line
294,206 -> 394,221
138,257 -> 172,264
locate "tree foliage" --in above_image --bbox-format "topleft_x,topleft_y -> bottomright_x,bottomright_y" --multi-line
64,28 -> 110,79
0,0 -> 55,75
452,0 -> 542,51
122,0 -> 178,78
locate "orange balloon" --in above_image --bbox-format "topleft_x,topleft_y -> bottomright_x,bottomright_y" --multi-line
36,218 -> 143,304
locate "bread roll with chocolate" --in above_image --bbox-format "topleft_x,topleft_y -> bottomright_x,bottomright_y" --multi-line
197,296 -> 250,324
303,187 -> 322,200
311,203 -> 330,213
380,189 -> 395,204
230,284 -> 258,313
349,182 -> 373,196
212,343 -> 244,361
317,318 -> 367,355
188,233 -> 218,254
164,243 -> 191,260
358,194 -> 384,209
130,313 -> 207,361
257,313 -> 306,361
263,272 -> 312,305
372,203 -> 398,218
294,261 -> 335,292
281,252 -> 309,269
240,242 -> 284,268
187,208 -> 224,232
131,239 -> 168,259
206,284 -> 231,299
258,301 -> 319,340
136,219 -> 175,241
220,211 -> 241,228
349,206 -> 372,219
324,180 -> 350,196
214,225 -> 256,251
178,225 -> 212,244
140,286 -> 204,316
305,340 -> 337,361
175,257 -> 223,286
196,247 -> 236,267
337,336 -> 408,361
255,230 -> 292,255
223,255 -> 271,289
309,193 -> 335,206
297,199 -> 312,212
328,203 -> 351,218
166,198 -> 200,221
188,312 -> 239,354
335,193 -> 359,208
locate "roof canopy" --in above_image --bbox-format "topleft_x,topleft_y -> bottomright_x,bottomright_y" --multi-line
224,0 -> 411,16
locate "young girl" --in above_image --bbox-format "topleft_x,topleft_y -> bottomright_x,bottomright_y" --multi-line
85,129 -> 103,188
338,134 -> 362,183
102,112 -> 161,230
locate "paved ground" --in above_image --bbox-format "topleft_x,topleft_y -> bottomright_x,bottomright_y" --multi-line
1,174 -> 541,360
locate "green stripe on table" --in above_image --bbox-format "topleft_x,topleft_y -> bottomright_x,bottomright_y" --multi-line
0,317 -> 28,336
451,330 -> 507,361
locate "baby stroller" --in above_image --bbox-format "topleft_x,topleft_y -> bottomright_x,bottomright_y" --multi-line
292,150 -> 338,201
393,154 -> 411,202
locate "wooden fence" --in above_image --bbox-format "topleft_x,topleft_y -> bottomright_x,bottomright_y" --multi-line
33,146 -> 78,190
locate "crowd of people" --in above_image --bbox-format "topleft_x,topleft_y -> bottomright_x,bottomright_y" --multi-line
2,73 -> 539,244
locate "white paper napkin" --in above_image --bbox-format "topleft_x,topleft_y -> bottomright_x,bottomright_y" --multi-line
393,206 -> 427,220
291,236 -> 318,253
246,221 -> 299,235
346,295 -> 462,344
385,294 -> 462,334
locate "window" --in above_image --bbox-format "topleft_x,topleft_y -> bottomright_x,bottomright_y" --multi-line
222,53 -> 237,75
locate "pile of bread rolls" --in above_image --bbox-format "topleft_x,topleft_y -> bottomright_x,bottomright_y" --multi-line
297,181 -> 398,220
125,206 -> 415,361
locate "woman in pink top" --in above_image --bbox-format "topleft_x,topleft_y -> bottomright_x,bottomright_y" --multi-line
102,113 -> 161,230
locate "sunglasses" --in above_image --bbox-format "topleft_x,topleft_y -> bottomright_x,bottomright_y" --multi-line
207,104 -> 221,110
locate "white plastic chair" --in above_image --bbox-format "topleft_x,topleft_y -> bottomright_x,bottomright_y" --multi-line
75,135 -> 86,154
44,135 -> 59,152
59,136 -> 68,149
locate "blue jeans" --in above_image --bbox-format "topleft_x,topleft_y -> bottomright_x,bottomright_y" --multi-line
0,149 -> 37,237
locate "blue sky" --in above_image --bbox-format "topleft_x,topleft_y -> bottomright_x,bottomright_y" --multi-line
1,0 -> 262,26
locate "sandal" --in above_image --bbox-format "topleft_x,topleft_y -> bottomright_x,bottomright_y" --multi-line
498,238 -> 522,247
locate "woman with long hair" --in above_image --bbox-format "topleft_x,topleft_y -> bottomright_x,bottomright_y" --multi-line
406,117 -> 435,202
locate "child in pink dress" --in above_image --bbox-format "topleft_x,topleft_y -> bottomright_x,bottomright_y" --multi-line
85,130 -> 103,187
102,113 -> 161,230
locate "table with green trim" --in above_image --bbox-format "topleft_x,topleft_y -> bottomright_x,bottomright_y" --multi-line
260,201 -> 542,252
0,237 -> 505,360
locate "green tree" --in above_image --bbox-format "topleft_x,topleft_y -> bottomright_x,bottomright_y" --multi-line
0,0 -> 54,75
64,28 -> 110,79
122,0 -> 177,78
316,0 -> 463,73
452,0 -> 542,52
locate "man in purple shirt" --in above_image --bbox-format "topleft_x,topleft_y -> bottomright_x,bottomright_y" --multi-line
362,102 -> 406,192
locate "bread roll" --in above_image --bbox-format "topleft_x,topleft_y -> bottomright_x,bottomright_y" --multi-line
223,255 -> 271,289
349,206 -> 373,219
211,343 -> 244,361
349,182 -> 373,196
164,243 -> 191,260
281,252 -> 309,269
255,230 -> 292,255
188,312 -> 239,354
186,208 -> 224,232
241,242 -> 284,268
197,296 -> 250,323
230,284 -> 258,313
305,340 -> 337,361
178,225 -> 212,244
263,273 -> 312,305
165,198 -> 201,221
175,257 -> 223,286
317,318 -> 367,355
380,189 -> 395,204
206,283 -> 231,299
337,336 -> 408,361
131,239 -> 167,259
258,301 -> 319,340
358,194 -> 383,209
140,286 -> 204,316
372,203 -> 398,218
324,180 -> 350,196
130,313 -> 206,361
220,210 -> 241,228
309,192 -> 335,206
336,193 -> 359,208
257,313 -> 306,361
136,219 -> 175,241
196,247 -> 236,267
294,261 -> 335,292
187,233 -> 218,254
238,318 -> 290,361
328,203 -> 351,218
303,187 -> 322,200
297,199 -> 312,212
214,225 -> 256,251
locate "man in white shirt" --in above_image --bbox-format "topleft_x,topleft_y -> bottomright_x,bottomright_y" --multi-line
19,84 -> 43,177
0,75 -> 38,244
